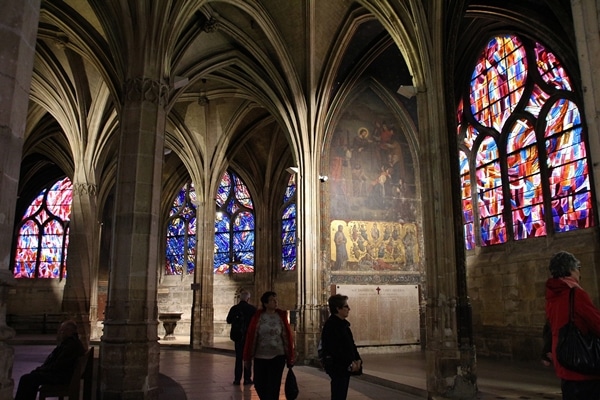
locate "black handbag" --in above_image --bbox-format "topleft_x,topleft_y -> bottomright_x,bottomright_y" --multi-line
556,287 -> 600,374
285,367 -> 299,400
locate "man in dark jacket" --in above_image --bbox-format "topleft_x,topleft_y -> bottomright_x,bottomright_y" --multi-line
320,294 -> 362,400
15,319 -> 86,400
226,289 -> 257,385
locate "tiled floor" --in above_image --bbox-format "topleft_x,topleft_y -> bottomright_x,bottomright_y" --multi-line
11,335 -> 562,399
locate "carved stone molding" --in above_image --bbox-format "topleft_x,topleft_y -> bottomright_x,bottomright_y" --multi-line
72,183 -> 97,197
123,78 -> 169,106
202,17 -> 219,33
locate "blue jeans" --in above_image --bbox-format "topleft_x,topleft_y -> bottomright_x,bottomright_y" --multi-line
561,379 -> 600,400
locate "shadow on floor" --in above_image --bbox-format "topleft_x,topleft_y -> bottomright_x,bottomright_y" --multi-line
158,373 -> 187,400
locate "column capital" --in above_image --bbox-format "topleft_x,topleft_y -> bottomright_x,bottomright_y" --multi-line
72,182 -> 97,197
123,77 -> 169,106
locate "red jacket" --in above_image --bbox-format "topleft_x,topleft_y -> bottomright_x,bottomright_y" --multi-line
243,308 -> 295,366
545,277 -> 600,380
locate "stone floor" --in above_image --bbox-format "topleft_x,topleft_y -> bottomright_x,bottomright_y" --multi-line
11,334 -> 562,399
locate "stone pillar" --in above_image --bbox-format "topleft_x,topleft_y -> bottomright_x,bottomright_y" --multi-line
0,1 -> 40,399
0,272 -> 16,400
62,180 -> 99,349
100,77 -> 168,400
191,199 -> 215,350
294,164 -> 324,364
419,78 -> 477,400
571,0 -> 600,211
185,95 -> 222,350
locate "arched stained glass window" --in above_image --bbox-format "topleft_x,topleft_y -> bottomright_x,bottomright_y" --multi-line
165,182 -> 197,275
214,171 -> 255,273
457,34 -> 594,249
13,177 -> 72,279
476,136 -> 506,245
281,174 -> 297,271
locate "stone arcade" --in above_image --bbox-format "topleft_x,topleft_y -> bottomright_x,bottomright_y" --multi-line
1,1 -> 600,399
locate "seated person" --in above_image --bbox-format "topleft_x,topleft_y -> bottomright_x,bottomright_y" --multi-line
15,319 -> 86,400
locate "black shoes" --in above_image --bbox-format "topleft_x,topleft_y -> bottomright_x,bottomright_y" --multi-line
233,381 -> 240,385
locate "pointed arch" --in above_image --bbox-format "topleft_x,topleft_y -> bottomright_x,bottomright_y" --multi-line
214,170 -> 255,274
457,34 -> 594,248
281,174 -> 297,271
13,177 -> 72,279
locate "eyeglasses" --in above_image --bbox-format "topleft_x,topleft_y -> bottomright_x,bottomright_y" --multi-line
341,305 -> 350,309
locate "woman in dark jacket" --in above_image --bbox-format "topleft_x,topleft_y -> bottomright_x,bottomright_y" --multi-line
320,294 -> 362,400
545,251 -> 600,399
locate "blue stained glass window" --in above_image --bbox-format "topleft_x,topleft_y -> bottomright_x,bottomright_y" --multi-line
14,177 -> 72,279
457,34 -> 594,249
281,174 -> 297,271
214,171 -> 255,274
165,182 -> 197,275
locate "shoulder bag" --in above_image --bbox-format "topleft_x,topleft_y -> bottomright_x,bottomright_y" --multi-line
556,287 -> 600,374
284,366 -> 299,400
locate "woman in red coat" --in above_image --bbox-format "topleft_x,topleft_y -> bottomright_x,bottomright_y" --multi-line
545,251 -> 600,399
243,291 -> 294,400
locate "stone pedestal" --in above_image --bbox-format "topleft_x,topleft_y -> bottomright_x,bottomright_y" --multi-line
159,312 -> 182,340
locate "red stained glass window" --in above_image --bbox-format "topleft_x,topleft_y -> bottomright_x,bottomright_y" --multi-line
14,177 -> 72,278
457,34 -> 594,248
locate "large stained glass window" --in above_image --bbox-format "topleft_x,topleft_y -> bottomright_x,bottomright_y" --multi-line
281,174 -> 297,271
457,35 -> 594,249
165,182 -> 197,275
13,177 -> 72,279
214,171 -> 255,273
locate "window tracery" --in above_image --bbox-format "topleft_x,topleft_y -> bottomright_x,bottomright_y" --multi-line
457,35 -> 594,249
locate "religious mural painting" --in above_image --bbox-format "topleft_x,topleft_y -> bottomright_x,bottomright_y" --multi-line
330,220 -> 418,272
328,90 -> 418,277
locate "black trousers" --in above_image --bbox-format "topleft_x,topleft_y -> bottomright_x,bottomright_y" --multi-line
328,369 -> 351,400
234,339 -> 252,383
253,355 -> 286,400
15,370 -> 67,400
561,379 -> 600,400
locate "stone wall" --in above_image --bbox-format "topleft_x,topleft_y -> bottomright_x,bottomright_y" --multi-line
7,279 -> 64,316
157,275 -> 194,338
213,273 -> 256,340
467,227 -> 600,361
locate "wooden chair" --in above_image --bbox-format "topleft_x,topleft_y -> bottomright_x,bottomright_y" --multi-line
38,347 -> 94,400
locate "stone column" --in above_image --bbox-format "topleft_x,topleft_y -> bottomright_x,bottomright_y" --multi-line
191,98 -> 221,350
294,163 -> 324,364
191,199 -> 215,350
0,1 -> 40,399
100,77 -> 168,399
421,4 -> 477,394
62,180 -> 99,349
0,272 -> 16,400
571,0 -> 600,210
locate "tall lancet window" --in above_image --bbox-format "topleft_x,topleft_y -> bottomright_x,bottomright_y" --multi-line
214,171 -> 255,273
13,177 -> 72,279
458,35 -> 594,249
165,182 -> 197,275
281,174 -> 297,271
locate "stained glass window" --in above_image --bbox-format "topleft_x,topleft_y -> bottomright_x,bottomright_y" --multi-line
281,174 -> 297,271
165,182 -> 197,275
457,34 -> 594,248
13,177 -> 72,279
214,171 -> 255,273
